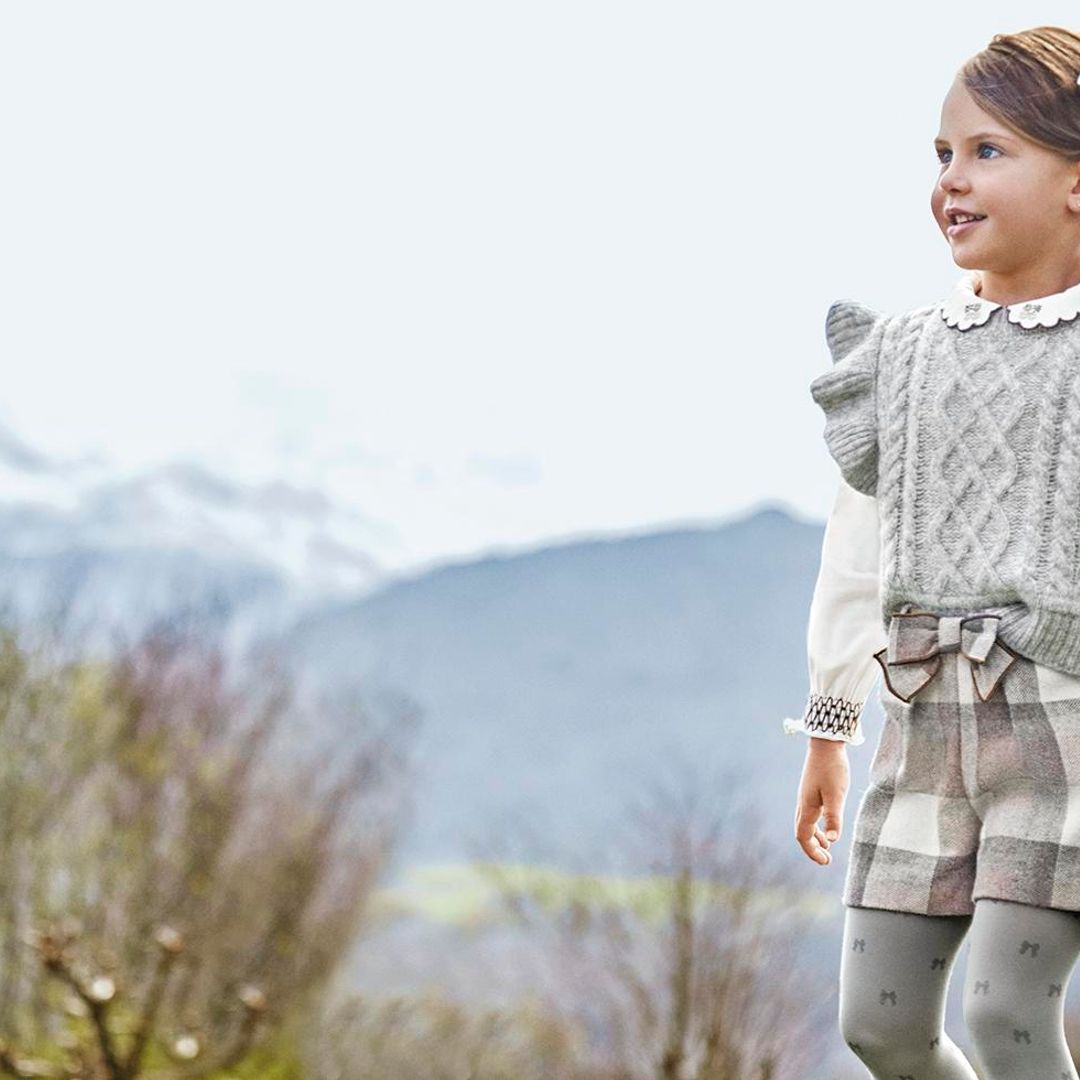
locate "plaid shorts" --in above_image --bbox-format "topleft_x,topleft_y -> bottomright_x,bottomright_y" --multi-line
843,612 -> 1080,916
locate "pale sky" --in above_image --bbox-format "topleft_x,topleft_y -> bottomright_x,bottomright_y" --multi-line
1,3 -> 1073,576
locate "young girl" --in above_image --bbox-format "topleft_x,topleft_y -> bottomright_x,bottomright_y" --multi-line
783,26 -> 1080,1080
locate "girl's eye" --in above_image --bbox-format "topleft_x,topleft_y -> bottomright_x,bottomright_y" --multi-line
936,143 -> 1002,164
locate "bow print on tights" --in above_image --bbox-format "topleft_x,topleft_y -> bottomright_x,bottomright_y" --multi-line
872,607 -> 1022,704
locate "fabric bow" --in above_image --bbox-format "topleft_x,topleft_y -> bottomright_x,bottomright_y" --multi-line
872,607 -> 1021,704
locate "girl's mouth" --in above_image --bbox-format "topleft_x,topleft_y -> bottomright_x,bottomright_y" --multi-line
947,216 -> 986,239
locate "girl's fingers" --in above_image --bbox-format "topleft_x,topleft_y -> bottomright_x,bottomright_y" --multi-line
812,825 -> 832,863
795,798 -> 837,864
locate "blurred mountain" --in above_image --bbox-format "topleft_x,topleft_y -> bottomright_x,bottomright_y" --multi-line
0,421 -> 866,887
279,499 -> 866,876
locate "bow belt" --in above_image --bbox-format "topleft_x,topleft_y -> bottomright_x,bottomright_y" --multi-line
873,606 -> 1022,703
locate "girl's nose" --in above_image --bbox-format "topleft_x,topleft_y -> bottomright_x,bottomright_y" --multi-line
938,162 -> 969,192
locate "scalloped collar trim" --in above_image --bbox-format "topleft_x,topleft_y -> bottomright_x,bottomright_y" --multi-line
939,269 -> 1080,330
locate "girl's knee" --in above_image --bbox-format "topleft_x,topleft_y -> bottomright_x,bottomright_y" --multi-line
964,990 -> 1041,1064
838,1001 -> 935,1069
963,987 -> 1018,1038
837,1027 -> 945,1075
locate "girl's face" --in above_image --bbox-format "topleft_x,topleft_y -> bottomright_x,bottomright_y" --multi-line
930,77 -> 1080,284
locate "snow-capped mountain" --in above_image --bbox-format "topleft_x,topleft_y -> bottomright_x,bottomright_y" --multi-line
0,420 -> 394,651
0,422 -> 387,598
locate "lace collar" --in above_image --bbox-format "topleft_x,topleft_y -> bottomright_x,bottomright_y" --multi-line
939,269 -> 1080,330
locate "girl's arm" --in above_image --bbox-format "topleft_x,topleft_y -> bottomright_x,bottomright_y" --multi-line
783,474 -> 886,746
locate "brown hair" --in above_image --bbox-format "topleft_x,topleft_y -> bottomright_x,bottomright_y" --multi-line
959,26 -> 1080,161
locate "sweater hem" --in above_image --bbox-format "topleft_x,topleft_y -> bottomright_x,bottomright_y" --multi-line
881,591 -> 1080,678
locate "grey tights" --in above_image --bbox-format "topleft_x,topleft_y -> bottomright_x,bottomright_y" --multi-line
839,898 -> 1080,1079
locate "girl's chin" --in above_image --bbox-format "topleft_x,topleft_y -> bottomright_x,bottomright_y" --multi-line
946,232 -> 986,258
950,252 -> 982,269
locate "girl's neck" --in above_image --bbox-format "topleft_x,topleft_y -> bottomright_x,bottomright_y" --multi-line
975,263 -> 1080,308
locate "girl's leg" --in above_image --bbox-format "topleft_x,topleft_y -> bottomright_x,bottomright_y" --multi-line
963,897 -> 1080,1079
839,904 -> 978,1079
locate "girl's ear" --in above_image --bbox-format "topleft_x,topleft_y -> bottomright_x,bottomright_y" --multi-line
1070,162 -> 1080,211
825,299 -> 881,364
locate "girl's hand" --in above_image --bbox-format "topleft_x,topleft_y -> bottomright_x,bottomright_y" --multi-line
794,738 -> 850,866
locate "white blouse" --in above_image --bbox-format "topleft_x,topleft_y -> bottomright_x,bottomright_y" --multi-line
782,476 -> 885,746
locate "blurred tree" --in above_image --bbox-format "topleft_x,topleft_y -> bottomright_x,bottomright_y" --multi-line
0,603 -> 418,1079
474,760 -> 834,1080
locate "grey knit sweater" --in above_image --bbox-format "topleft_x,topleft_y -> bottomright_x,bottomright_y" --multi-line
811,277 -> 1080,676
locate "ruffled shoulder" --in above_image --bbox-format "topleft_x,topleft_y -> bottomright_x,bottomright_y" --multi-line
809,299 -> 886,497
825,298 -> 879,360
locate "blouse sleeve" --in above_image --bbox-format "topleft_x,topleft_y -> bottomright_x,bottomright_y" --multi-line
808,299 -> 886,497
782,475 -> 887,746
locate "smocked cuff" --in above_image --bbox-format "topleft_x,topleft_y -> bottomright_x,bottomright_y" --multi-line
782,693 -> 865,745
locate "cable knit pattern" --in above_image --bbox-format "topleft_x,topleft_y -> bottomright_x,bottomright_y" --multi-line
879,310 -> 920,590
922,322 -> 1036,595
811,289 -> 1080,676
1039,359 -> 1080,594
